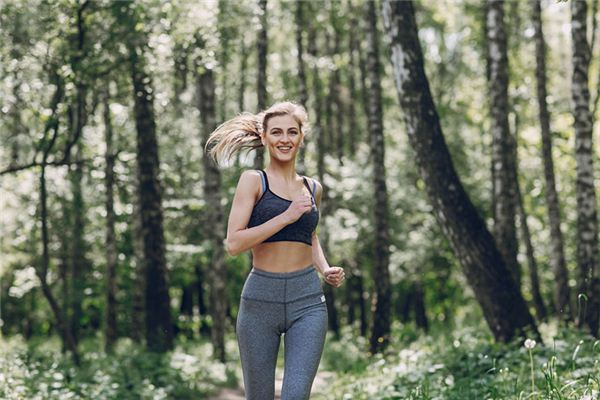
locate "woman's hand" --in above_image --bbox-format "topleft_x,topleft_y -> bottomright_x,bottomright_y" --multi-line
324,266 -> 345,288
283,194 -> 313,224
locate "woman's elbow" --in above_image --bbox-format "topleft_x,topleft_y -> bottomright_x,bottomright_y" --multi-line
225,236 -> 241,256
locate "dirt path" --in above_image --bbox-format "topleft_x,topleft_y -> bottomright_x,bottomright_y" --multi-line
207,368 -> 336,400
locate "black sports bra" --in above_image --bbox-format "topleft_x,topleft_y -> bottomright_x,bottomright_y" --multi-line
246,170 -> 319,245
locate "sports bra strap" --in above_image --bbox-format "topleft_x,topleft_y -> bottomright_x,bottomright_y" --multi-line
302,177 -> 318,202
258,170 -> 267,194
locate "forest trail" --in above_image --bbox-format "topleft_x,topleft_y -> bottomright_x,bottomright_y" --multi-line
208,368 -> 336,400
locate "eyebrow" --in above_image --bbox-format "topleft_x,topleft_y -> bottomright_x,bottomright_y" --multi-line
269,127 -> 299,132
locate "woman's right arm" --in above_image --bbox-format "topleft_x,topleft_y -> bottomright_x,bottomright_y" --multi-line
225,170 -> 296,256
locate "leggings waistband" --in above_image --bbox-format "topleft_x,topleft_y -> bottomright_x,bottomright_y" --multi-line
250,264 -> 316,279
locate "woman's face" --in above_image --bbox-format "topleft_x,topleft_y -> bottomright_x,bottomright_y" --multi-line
262,114 -> 304,161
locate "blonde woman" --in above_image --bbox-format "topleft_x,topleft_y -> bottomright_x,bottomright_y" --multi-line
205,101 -> 345,399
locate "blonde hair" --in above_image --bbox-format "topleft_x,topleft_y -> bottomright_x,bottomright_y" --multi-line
204,101 -> 310,166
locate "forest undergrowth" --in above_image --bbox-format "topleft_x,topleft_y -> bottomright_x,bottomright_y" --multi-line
318,319 -> 600,400
0,318 -> 598,399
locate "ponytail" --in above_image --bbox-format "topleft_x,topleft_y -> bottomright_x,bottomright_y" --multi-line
204,112 -> 263,166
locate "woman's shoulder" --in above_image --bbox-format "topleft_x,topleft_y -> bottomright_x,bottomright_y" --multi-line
237,170 -> 263,200
240,169 -> 263,179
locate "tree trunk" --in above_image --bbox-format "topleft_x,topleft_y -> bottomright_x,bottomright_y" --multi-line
295,0 -> 309,173
129,41 -> 173,352
414,280 -> 429,332
532,0 -> 571,321
196,263 -> 211,337
196,59 -> 228,362
130,175 -> 145,343
347,5 -> 359,157
58,202 -> 71,342
331,3 -> 345,164
254,0 -> 268,170
486,0 -> 520,288
308,17 -> 340,338
103,90 -> 118,351
381,0 -> 539,343
365,0 -> 392,355
511,115 -> 547,321
571,0 -> 600,337
69,142 -> 89,346
34,75 -> 80,363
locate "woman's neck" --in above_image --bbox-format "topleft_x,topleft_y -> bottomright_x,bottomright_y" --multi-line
265,160 -> 298,182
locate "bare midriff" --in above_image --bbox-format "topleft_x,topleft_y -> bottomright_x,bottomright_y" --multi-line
251,241 -> 313,273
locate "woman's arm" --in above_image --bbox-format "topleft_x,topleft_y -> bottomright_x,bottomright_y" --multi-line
225,170 -> 293,256
310,179 -> 331,277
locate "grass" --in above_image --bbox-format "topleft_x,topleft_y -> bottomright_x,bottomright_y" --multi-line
0,318 -> 598,399
316,319 -> 600,400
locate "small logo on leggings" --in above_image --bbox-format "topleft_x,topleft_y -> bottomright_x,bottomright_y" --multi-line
321,295 -> 325,302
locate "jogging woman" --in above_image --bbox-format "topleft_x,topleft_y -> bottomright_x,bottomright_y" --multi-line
205,101 -> 345,399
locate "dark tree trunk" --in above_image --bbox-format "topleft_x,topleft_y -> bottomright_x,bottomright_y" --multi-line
69,142 -> 89,347
254,0 -> 268,170
130,175 -> 145,343
295,0 -> 309,173
34,75 -> 80,364
308,18 -> 340,338
103,90 -> 118,351
395,287 -> 411,324
129,42 -> 174,353
413,281 -> 429,332
486,0 -> 520,288
347,6 -> 359,157
68,7 -> 90,340
356,269 -> 368,337
58,202 -> 71,338
196,59 -> 228,362
173,41 -> 189,114
512,115 -> 547,321
180,285 -> 194,316
532,0 -> 571,321
330,3 -> 345,163
365,0 -> 392,355
196,263 -> 211,337
239,35 -> 248,113
381,0 -> 539,343
571,0 -> 600,337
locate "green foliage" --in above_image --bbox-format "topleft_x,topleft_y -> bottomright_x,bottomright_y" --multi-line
0,335 -> 237,400
316,320 -> 600,400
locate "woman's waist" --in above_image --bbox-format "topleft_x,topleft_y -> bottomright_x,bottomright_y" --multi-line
251,242 -> 313,271
241,264 -> 323,303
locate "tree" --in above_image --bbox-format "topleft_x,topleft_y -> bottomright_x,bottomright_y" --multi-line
115,2 -> 174,352
486,0 -> 520,288
381,0 -> 539,343
254,0 -> 268,170
570,0 -> 600,336
195,35 -> 228,362
364,0 -> 391,355
532,0 -> 570,320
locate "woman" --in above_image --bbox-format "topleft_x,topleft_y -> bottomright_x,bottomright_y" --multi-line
205,101 -> 345,399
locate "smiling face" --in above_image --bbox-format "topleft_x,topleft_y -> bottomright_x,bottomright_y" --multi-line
261,114 -> 304,161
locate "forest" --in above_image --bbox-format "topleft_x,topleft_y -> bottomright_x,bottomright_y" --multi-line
0,0 -> 599,399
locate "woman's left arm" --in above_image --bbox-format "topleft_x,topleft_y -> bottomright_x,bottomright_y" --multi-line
310,180 -> 345,289
311,231 -> 330,277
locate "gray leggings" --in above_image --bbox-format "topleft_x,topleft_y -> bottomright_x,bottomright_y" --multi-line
236,264 -> 328,400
